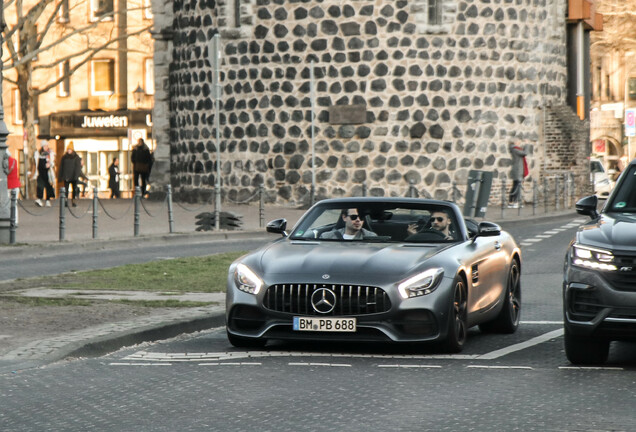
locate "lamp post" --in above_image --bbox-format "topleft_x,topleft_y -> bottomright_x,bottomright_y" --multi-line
0,0 -> 13,244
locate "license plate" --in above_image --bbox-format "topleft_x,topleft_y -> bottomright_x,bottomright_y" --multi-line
293,316 -> 356,332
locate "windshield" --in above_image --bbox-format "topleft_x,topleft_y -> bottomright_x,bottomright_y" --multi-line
290,202 -> 462,243
607,165 -> 636,213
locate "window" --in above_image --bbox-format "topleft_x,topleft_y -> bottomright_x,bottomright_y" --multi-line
58,0 -> 70,23
90,0 -> 114,21
628,78 -> 636,101
143,0 -> 153,19
58,61 -> 70,97
91,59 -> 115,95
12,89 -> 22,125
144,58 -> 154,95
428,0 -> 442,25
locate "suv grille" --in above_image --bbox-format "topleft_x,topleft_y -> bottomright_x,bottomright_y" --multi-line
263,284 -> 391,316
605,253 -> 636,291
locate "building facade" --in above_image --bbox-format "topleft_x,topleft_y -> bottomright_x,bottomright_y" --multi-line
1,0 -> 155,197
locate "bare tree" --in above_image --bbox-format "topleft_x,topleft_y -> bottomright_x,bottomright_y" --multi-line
1,0 -> 151,181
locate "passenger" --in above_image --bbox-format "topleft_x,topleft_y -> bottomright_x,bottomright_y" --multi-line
407,210 -> 454,240
320,208 -> 377,240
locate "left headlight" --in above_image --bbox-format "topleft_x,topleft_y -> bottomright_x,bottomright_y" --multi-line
234,263 -> 264,294
571,243 -> 617,271
398,268 -> 444,299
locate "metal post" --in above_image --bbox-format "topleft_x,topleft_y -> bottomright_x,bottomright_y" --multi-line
362,181 -> 367,197
167,185 -> 174,233
0,3 -> 11,245
134,186 -> 140,237
92,187 -> 98,239
310,60 -> 316,206
408,179 -> 416,197
59,187 -> 66,241
532,180 -> 537,216
501,178 -> 506,219
259,184 -> 264,228
555,176 -> 560,211
543,177 -> 548,213
563,174 -> 569,209
9,189 -> 17,244
210,33 -> 222,231
518,182 -> 523,216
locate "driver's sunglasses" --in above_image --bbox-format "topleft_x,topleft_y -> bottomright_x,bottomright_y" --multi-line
348,214 -> 361,220
432,217 -> 446,222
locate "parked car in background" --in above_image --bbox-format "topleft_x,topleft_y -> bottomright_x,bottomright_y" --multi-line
564,158 -> 636,364
590,157 -> 613,199
226,198 -> 522,353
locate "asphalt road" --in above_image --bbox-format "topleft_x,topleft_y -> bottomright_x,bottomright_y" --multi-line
3,214 -> 636,431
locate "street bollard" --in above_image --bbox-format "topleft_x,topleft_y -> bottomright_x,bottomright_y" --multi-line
310,184 -> 315,207
544,177 -> 548,213
555,176 -> 560,211
59,187 -> 66,241
167,185 -> 174,233
259,184 -> 265,228
408,180 -> 417,198
362,181 -> 367,197
214,188 -> 220,231
92,187 -> 98,239
134,186 -> 140,237
563,174 -> 569,209
532,180 -> 537,216
501,178 -> 506,219
9,189 -> 17,244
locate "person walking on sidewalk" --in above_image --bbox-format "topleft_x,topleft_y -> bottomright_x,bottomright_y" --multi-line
34,142 -> 55,207
131,138 -> 153,198
108,157 -> 121,198
59,142 -> 83,207
6,149 -> 21,224
508,141 -> 529,208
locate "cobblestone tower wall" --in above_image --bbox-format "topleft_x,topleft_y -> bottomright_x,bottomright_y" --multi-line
169,0 -> 569,205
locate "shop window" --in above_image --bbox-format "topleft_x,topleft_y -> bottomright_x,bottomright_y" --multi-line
144,58 -> 154,95
428,0 -> 442,25
90,0 -> 114,21
58,61 -> 70,97
629,78 -> 636,101
58,0 -> 70,23
12,89 -> 22,125
91,59 -> 114,95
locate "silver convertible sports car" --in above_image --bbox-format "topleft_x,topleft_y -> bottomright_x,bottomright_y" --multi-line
226,198 -> 522,352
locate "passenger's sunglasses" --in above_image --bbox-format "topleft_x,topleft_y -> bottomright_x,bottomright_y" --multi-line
347,214 -> 361,220
432,217 -> 446,222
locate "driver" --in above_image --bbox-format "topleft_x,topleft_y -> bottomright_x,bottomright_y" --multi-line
321,208 -> 378,240
407,210 -> 454,240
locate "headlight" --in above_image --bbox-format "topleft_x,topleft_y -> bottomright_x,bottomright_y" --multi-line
571,244 -> 617,271
234,263 -> 264,294
398,268 -> 444,299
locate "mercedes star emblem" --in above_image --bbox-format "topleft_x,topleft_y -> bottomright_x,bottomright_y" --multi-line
322,274 -> 330,279
311,288 -> 337,314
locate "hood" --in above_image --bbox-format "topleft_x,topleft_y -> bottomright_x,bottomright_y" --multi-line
255,240 -> 445,283
577,213 -> 636,252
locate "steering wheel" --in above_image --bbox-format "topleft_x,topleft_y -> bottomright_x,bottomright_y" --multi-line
407,229 -> 448,242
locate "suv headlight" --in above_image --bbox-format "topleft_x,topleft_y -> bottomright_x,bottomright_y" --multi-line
234,263 -> 264,294
571,244 -> 617,271
398,268 -> 444,299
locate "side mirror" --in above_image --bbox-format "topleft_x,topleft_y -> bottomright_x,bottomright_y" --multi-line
575,195 -> 599,220
474,221 -> 501,240
266,218 -> 288,237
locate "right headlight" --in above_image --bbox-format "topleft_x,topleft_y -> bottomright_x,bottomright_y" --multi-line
571,243 -> 617,271
233,263 -> 264,294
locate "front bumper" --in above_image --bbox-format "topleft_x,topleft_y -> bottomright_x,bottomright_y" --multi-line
564,263 -> 636,339
226,278 -> 456,344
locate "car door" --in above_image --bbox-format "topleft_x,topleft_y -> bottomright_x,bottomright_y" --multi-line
464,233 -> 508,316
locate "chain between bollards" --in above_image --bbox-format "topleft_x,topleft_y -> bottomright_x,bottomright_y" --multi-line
167,185 -> 174,233
59,187 -> 66,241
92,187 -> 99,239
134,186 -> 140,237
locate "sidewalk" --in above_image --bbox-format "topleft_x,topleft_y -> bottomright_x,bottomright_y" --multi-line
0,197 -> 578,373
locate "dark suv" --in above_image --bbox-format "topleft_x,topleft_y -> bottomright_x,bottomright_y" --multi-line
563,158 -> 636,364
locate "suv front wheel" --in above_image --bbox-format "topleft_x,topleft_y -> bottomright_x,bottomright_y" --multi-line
564,327 -> 610,365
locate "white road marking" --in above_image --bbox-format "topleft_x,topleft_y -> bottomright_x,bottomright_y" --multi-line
476,329 -> 564,360
535,234 -> 553,238
559,366 -> 624,371
522,238 -> 543,243
544,230 -> 560,235
289,362 -> 351,367
520,320 -> 562,325
467,365 -> 533,370
109,362 -> 171,366
378,364 -> 442,369
199,362 -> 262,366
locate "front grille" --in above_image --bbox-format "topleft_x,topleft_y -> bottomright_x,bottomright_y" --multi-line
604,252 -> 636,290
263,283 -> 391,316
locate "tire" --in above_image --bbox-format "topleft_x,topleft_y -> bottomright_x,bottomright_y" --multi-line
443,277 -> 468,353
564,327 -> 610,365
227,331 -> 267,349
479,259 -> 521,334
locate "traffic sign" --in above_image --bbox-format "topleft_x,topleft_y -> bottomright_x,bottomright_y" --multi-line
626,108 -> 636,137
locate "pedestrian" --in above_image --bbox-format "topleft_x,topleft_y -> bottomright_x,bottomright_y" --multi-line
34,141 -> 55,207
508,141 -> 529,208
6,149 -> 21,224
131,138 -> 153,197
58,141 -> 83,207
108,157 -> 121,198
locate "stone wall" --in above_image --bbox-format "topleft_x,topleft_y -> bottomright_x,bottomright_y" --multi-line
168,0 -> 574,205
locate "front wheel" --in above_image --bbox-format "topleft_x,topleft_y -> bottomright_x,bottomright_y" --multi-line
443,277 -> 468,353
227,331 -> 267,349
564,327 -> 609,365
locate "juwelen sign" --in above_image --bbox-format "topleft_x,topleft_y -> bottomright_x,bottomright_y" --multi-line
626,108 -> 636,137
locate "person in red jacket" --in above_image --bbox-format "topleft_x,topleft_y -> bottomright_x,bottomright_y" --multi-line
6,150 -> 21,224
